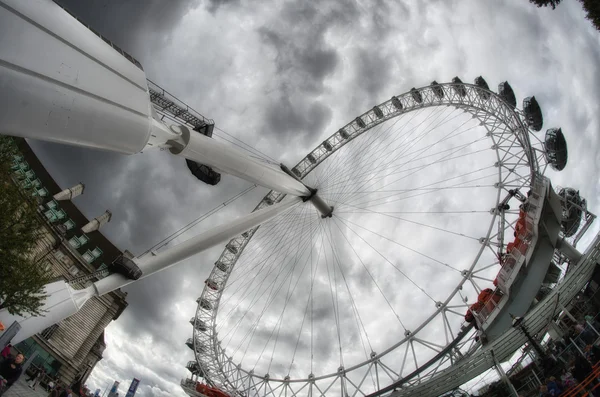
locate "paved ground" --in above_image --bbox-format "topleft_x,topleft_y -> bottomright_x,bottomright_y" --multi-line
4,378 -> 51,397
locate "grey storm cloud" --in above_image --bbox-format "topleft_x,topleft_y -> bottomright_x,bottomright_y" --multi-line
255,1 -> 356,145
18,0 -> 600,396
55,0 -> 198,52
202,0 -> 241,14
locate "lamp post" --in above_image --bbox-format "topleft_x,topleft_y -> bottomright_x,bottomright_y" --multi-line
512,315 -> 558,379
511,316 -> 548,361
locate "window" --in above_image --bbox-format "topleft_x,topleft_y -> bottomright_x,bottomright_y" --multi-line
46,200 -> 59,210
63,219 -> 75,231
45,209 -> 58,222
15,338 -> 61,376
91,247 -> 103,258
20,179 -> 32,189
53,250 -> 65,261
68,264 -> 81,275
54,209 -> 66,221
68,236 -> 79,248
31,178 -> 42,188
78,235 -> 89,246
97,263 -> 108,279
35,187 -> 49,197
82,250 -> 95,263
13,169 -> 26,179
25,170 -> 35,180
68,235 -> 88,248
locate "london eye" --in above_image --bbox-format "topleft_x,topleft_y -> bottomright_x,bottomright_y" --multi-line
187,78 -> 596,397
0,3 -> 597,397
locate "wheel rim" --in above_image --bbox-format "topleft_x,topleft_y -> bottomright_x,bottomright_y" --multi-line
192,82 -> 536,396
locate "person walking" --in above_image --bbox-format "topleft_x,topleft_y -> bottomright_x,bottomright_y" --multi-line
0,353 -> 24,396
29,367 -> 45,390
0,345 -> 10,361
26,366 -> 40,382
47,377 -> 56,392
572,354 -> 598,397
49,384 -> 62,397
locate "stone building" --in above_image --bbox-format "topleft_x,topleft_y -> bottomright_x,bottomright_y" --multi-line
8,138 -> 129,387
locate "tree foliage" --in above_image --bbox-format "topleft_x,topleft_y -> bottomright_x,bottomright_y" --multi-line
529,0 -> 562,9
529,0 -> 600,31
579,0 -> 600,30
0,136 -> 53,316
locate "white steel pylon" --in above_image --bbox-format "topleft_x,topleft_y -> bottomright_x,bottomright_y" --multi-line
0,0 -> 331,343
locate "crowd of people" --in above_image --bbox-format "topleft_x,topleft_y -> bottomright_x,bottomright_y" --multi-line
537,351 -> 599,396
534,317 -> 600,397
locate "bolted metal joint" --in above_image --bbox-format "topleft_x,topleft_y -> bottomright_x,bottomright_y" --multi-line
280,163 -> 334,218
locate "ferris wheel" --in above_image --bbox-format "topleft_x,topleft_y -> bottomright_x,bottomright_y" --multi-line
0,3 -> 597,397
187,78 -> 587,397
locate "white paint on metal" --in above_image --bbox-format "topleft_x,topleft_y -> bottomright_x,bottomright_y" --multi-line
93,197 -> 303,296
0,0 -> 153,153
0,281 -> 95,344
169,125 -> 310,197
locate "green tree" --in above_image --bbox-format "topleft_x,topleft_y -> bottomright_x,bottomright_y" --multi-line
0,136 -> 53,316
529,0 -> 562,9
579,0 -> 600,30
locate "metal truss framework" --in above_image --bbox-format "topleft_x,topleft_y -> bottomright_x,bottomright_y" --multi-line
147,79 -> 215,134
188,83 -> 558,397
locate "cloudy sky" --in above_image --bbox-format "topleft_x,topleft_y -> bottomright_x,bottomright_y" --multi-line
25,0 -> 600,395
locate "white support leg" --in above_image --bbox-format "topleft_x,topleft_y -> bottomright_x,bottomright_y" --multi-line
0,197 -> 303,343
93,196 -> 303,296
0,281 -> 95,344
492,351 -> 519,397
168,125 -> 310,197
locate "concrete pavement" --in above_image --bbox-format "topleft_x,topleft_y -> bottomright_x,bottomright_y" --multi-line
4,378 -> 52,397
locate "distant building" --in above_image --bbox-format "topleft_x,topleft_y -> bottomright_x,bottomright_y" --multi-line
8,138 -> 128,387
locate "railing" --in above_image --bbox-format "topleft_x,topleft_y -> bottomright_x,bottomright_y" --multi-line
561,363 -> 600,397
147,79 -> 214,129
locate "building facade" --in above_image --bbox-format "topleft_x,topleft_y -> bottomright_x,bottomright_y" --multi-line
7,138 -> 128,387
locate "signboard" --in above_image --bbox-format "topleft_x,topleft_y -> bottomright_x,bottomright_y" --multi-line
107,380 -> 120,397
124,378 -> 140,397
0,321 -> 21,349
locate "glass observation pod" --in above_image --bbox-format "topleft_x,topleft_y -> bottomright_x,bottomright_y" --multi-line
199,298 -> 213,311
391,95 -> 403,110
558,187 -> 586,237
430,81 -> 444,99
190,317 -> 208,332
523,96 -> 543,131
215,261 -> 229,273
544,128 -> 568,171
410,87 -> 423,104
451,76 -> 467,97
205,279 -> 220,291
498,81 -> 517,108
185,338 -> 194,349
186,159 -> 221,186
474,76 -> 491,100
